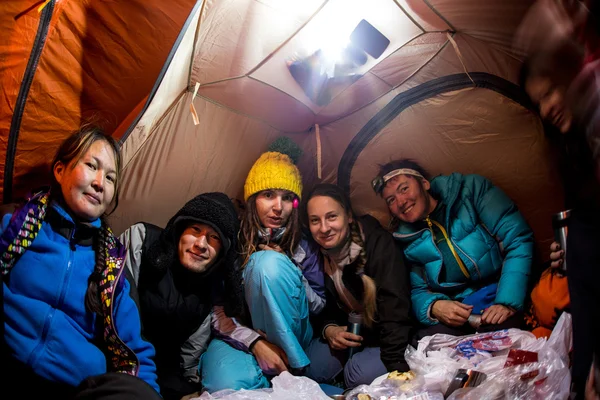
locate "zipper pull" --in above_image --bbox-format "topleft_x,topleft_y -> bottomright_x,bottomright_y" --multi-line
425,216 -> 433,230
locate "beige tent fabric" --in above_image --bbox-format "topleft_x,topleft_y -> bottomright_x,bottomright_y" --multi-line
347,88 -> 562,259
115,0 -> 561,264
110,94 -> 314,233
121,2 -> 204,167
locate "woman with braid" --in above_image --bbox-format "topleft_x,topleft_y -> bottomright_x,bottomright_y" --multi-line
302,183 -> 412,389
1,127 -> 160,399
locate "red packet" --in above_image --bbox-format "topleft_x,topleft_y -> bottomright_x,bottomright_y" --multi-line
504,349 -> 539,367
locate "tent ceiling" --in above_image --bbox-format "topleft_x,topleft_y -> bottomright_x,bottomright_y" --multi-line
181,0 -> 534,132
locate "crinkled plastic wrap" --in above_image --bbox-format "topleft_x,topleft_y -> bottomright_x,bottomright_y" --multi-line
445,347 -> 570,400
409,313 -> 573,399
343,375 -> 445,400
193,372 -> 331,400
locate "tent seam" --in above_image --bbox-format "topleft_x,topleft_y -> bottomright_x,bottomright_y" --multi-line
318,37 -> 450,127
336,72 -> 534,194
422,0 -> 456,31
187,0 -> 208,88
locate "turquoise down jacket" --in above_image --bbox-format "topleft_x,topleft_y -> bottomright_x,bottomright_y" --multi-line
393,173 -> 534,325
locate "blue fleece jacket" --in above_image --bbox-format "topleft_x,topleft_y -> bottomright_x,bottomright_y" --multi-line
2,202 -> 159,391
393,173 -> 534,325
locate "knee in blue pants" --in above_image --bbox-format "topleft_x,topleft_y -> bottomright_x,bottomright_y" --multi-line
200,339 -> 269,392
244,251 -> 301,291
243,250 -> 312,368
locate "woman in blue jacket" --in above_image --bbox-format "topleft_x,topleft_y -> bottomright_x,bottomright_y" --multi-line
372,159 -> 534,338
1,127 -> 160,398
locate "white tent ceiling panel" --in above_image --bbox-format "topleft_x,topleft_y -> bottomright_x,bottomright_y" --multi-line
191,0 -> 325,86
248,0 -> 422,111
121,2 -> 204,167
314,72 -> 393,124
369,32 -> 449,87
196,77 -> 316,132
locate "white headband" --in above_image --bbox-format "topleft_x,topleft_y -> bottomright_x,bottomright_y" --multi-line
382,168 -> 424,184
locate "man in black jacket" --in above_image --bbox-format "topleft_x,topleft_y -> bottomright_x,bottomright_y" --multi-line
119,192 -> 241,400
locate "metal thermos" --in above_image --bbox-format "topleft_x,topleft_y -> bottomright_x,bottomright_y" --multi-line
347,312 -> 362,359
552,210 -> 571,273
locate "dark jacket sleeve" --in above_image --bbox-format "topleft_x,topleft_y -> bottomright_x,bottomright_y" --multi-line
364,217 -> 412,372
312,276 -> 347,338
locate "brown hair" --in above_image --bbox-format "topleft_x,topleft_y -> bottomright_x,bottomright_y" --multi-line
304,183 -> 377,327
51,124 -> 122,214
519,38 -> 585,90
51,125 -> 122,314
239,192 -> 301,267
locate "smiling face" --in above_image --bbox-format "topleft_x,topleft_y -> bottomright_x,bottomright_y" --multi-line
254,189 -> 294,229
53,139 -> 117,221
307,195 -> 351,250
381,174 -> 435,224
178,223 -> 222,273
525,75 -> 573,134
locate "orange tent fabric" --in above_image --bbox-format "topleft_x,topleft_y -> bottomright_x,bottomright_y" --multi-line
0,0 -> 196,203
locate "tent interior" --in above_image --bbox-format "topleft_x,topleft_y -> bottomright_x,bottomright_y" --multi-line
2,0 -> 574,263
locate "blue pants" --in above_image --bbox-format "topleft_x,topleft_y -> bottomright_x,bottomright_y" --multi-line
304,338 -> 387,389
201,251 -> 313,392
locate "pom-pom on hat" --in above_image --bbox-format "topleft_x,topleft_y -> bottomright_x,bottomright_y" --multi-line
244,137 -> 303,201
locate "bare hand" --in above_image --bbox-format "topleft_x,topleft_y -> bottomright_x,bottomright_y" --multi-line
586,362 -> 600,400
481,304 -> 515,325
251,338 -> 289,375
180,392 -> 200,400
259,243 -> 284,253
549,241 -> 565,269
431,300 -> 473,327
324,325 -> 362,351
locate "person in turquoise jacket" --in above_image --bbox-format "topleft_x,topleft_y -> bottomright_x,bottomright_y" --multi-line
1,126 -> 160,399
372,159 -> 534,338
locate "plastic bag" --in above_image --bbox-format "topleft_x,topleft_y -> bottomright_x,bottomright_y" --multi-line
344,375 -> 444,400
444,313 -> 573,400
194,372 -> 331,400
406,314 -> 572,396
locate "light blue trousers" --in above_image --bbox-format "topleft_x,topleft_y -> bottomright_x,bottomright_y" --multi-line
201,251 -> 313,392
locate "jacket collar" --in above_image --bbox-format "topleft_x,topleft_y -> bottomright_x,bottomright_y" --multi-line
47,201 -> 101,246
393,172 -> 464,238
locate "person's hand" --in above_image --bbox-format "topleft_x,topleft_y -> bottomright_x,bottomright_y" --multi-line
258,243 -> 284,253
549,241 -> 565,269
431,300 -> 473,327
324,325 -> 362,351
481,304 -> 515,325
586,360 -> 600,400
251,338 -> 289,375
180,392 -> 200,400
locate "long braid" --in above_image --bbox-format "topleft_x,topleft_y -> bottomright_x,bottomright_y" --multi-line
85,221 -> 107,314
350,220 -> 377,327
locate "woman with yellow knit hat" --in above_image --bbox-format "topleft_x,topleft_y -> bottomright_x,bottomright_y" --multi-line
200,138 -> 326,392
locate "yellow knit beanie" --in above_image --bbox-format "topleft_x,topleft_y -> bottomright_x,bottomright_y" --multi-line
244,138 -> 303,201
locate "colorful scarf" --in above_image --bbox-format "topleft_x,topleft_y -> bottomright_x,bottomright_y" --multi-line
0,189 -> 139,375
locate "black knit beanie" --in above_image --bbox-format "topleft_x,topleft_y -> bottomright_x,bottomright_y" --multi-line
145,192 -> 240,278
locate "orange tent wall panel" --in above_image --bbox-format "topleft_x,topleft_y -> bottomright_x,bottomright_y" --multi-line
0,0 -> 195,203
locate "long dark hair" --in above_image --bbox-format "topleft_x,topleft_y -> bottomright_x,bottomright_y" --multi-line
51,125 -> 122,314
304,183 -> 377,327
51,124 -> 122,214
239,192 -> 301,267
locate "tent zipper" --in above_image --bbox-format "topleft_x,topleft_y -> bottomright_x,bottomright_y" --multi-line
4,1 -> 55,203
